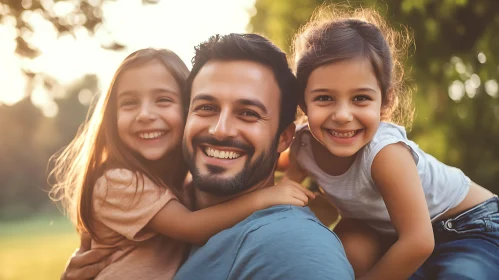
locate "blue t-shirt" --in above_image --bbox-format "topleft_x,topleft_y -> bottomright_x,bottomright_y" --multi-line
174,205 -> 354,280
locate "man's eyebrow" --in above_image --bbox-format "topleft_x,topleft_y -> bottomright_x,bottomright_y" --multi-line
191,94 -> 216,103
235,98 -> 268,114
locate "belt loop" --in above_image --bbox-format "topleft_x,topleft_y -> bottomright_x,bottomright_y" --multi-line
444,220 -> 454,230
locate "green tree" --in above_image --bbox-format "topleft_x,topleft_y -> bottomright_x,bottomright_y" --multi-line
251,0 -> 499,192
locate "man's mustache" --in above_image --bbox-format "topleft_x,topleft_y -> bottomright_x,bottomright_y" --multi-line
191,135 -> 254,156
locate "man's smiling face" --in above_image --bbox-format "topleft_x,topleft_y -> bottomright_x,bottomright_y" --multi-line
182,60 -> 282,196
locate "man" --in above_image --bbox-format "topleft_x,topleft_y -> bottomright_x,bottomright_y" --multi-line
62,33 -> 354,279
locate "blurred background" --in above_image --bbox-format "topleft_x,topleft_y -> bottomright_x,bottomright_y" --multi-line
1,0 -> 498,279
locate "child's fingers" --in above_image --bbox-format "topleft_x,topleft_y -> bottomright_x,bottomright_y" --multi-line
80,232 -> 91,251
286,180 -> 315,199
293,189 -> 309,206
300,186 -> 316,199
62,248 -> 115,280
63,260 -> 108,280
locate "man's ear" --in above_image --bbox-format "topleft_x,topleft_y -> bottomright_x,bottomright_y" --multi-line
277,123 -> 296,153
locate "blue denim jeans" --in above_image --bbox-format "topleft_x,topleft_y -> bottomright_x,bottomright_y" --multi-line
409,195 -> 499,280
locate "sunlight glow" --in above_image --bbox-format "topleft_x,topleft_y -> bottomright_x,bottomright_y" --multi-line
448,80 -> 465,101
464,79 -> 477,98
0,0 -> 256,107
0,25 -> 27,105
485,80 -> 498,98
477,52 -> 486,64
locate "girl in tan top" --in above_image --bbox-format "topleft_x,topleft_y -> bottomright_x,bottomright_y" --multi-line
49,48 -> 314,279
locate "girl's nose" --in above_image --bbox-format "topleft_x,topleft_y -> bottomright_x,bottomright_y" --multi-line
331,105 -> 353,123
136,105 -> 157,122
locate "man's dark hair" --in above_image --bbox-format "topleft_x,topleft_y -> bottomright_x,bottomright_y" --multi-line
185,33 -> 298,134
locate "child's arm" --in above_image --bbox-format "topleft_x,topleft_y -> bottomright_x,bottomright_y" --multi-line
147,179 -> 315,245
359,143 -> 434,280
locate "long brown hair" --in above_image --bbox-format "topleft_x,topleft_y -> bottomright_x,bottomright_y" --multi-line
49,48 -> 190,238
293,5 -> 414,128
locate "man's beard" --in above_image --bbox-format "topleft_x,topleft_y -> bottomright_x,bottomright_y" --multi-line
183,135 -> 278,196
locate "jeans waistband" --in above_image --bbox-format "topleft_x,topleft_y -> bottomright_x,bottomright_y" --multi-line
433,195 -> 498,233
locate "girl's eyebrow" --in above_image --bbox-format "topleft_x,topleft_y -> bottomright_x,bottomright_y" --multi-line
150,87 -> 179,95
309,87 -> 378,94
352,87 -> 378,93
117,90 -> 136,98
309,88 -> 335,94
117,87 -> 179,98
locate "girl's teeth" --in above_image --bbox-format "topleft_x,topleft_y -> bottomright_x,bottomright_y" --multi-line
205,148 -> 241,159
138,132 -> 164,139
330,130 -> 357,138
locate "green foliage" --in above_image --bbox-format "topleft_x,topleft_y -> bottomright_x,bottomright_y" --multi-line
251,0 -> 499,192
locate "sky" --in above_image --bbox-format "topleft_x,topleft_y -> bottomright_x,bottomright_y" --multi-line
0,0 -> 256,116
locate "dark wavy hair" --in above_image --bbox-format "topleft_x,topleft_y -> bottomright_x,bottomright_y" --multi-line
293,5 -> 414,128
185,33 -> 299,134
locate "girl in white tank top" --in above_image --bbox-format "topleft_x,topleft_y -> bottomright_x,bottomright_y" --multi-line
285,6 -> 499,280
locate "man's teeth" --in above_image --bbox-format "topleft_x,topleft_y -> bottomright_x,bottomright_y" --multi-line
205,148 -> 241,159
138,131 -> 165,139
329,130 -> 357,138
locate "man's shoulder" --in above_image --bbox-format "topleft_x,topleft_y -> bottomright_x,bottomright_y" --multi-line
240,205 -> 340,244
229,206 -> 354,279
249,205 -> 320,222
175,205 -> 354,280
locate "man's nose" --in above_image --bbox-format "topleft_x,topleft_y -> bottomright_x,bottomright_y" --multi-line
208,110 -> 237,140
331,103 -> 353,123
136,104 -> 157,122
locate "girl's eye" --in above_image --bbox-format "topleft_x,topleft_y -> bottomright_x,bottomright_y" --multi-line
353,95 -> 371,102
119,100 -> 137,107
314,95 -> 332,102
157,97 -> 172,103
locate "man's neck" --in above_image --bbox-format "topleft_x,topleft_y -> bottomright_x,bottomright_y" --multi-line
193,173 -> 276,210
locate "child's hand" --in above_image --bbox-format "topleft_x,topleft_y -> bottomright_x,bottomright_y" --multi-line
261,179 -> 316,207
61,232 -> 116,280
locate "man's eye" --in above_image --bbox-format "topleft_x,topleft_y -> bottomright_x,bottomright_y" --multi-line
241,111 -> 260,118
353,95 -> 371,102
314,95 -> 332,102
196,105 -> 214,111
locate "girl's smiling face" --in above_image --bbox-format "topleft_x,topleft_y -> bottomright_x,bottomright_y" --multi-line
304,57 -> 383,158
116,60 -> 185,161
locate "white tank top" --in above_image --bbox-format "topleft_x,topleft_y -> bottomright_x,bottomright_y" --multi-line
291,122 -> 470,235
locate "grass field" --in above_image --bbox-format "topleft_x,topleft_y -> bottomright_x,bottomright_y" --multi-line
0,215 -> 79,280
